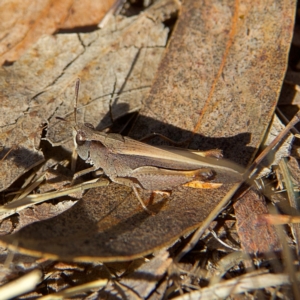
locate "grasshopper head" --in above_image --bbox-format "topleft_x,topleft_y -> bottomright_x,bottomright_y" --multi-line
73,123 -> 94,161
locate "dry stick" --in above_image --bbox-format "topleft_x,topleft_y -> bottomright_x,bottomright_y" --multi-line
245,111 -> 300,181
70,78 -> 81,172
276,107 -> 300,135
175,182 -> 241,262
176,111 -> 300,262
279,157 -> 300,284
0,179 -> 109,219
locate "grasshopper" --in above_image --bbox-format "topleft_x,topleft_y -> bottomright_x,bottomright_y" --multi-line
70,79 -> 243,211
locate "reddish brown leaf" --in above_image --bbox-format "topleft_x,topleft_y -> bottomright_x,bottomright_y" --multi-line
60,0 -> 116,29
233,189 -> 282,254
0,0 -> 115,65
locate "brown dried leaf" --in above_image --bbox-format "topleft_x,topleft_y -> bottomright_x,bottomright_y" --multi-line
0,118 -> 44,192
0,0 -> 115,65
1,201 -> 75,237
60,0 -> 116,29
0,219 -> 13,236
15,201 -> 76,233
119,250 -> 171,298
0,33 -> 85,191
258,114 -> 294,177
0,0 -> 176,191
131,0 -> 295,168
0,0 -> 73,65
0,183 -> 236,261
233,189 -> 282,254
102,250 -> 171,299
45,0 -> 177,146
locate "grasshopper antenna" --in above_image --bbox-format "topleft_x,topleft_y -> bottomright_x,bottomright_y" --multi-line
56,79 -> 81,124
74,78 -> 80,124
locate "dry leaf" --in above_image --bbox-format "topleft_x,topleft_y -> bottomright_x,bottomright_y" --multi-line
258,114 -> 294,177
233,189 -> 281,254
45,0 -> 177,146
0,0 -> 177,192
15,201 -> 77,233
131,0 -> 295,168
0,183 -> 236,261
0,121 -> 44,192
106,250 -> 171,299
0,0 -> 115,65
59,0 -> 116,29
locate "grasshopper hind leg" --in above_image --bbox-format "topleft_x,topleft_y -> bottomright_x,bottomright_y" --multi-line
130,166 -> 215,190
130,183 -> 156,215
111,176 -> 157,215
111,166 -> 216,214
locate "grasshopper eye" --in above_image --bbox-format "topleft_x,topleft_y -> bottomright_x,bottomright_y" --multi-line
76,132 -> 86,146
84,123 -> 94,129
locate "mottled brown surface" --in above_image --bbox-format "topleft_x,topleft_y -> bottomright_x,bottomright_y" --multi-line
1,183 -> 235,261
0,1 -> 176,191
132,0 -> 295,168
234,189 -> 281,254
0,0 -> 115,65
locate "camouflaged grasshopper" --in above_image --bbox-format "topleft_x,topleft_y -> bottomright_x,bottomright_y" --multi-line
70,79 -> 243,211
